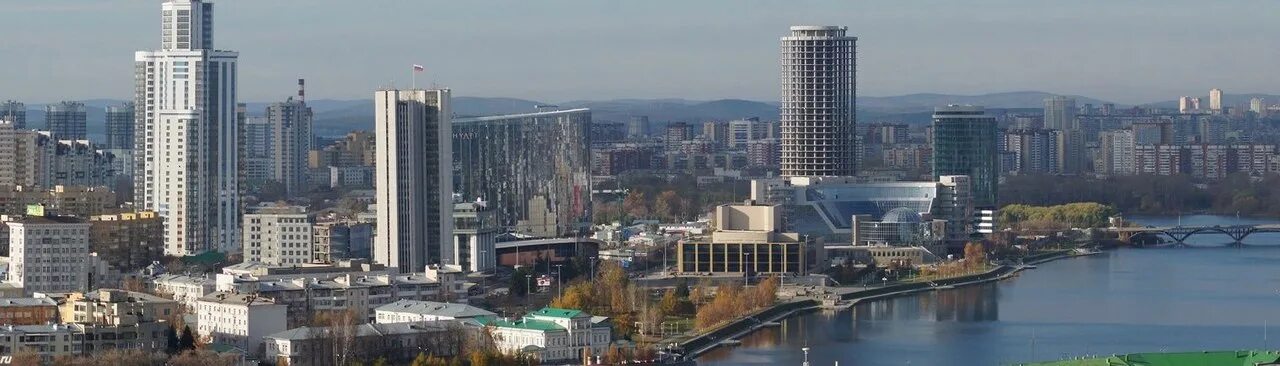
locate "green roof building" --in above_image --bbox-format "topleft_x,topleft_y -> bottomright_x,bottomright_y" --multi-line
487,307 -> 612,363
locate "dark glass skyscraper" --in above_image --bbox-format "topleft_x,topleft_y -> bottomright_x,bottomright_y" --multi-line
453,109 -> 592,238
105,102 -> 135,149
932,105 -> 998,208
0,101 -> 25,129
45,101 -> 87,140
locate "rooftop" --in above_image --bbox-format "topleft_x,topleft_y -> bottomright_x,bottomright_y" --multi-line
198,292 -> 277,306
0,297 -> 56,307
454,108 -> 590,124
529,307 -> 583,319
265,320 -> 475,341
375,299 -> 495,319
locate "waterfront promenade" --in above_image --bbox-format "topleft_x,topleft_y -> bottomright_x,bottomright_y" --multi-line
674,250 -> 1084,360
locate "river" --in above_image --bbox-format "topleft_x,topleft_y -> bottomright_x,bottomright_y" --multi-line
698,215 -> 1280,365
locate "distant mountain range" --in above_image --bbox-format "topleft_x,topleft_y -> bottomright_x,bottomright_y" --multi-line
16,91 -> 1280,138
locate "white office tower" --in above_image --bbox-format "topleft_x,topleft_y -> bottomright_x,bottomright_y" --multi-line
1209,88 -> 1224,112
780,26 -> 857,178
374,89 -> 454,273
134,0 -> 240,256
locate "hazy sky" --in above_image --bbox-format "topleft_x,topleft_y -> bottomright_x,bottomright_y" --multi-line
3,0 -> 1278,104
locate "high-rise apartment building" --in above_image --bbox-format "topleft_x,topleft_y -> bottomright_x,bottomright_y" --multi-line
727,118 -> 771,149
627,116 -> 650,139
1043,96 -> 1076,131
45,101 -> 87,140
1002,129 -> 1060,175
374,89 -> 453,272
1209,88 -> 1224,111
1251,98 -> 1266,115
241,116 -> 273,184
1179,96 -> 1201,114
134,0 -> 240,256
932,105 -> 998,208
105,103 -> 135,150
0,101 -> 26,130
665,122 -> 691,151
1096,129 -> 1136,176
268,80 -> 313,197
6,206 -> 91,295
780,26 -> 857,177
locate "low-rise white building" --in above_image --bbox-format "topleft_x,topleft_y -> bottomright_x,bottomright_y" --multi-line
150,274 -> 215,308
263,320 -> 478,366
196,292 -> 287,357
487,307 -> 611,363
374,299 -> 495,324
243,206 -> 314,266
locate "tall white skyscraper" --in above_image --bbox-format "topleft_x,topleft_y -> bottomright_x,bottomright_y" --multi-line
780,25 -> 857,177
134,0 -> 240,256
374,89 -> 454,273
1209,88 -> 1224,111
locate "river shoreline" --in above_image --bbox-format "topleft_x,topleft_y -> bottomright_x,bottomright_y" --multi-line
680,249 -> 1088,360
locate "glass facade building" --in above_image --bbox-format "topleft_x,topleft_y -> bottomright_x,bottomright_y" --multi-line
932,105 -> 998,208
105,102 -> 135,150
453,109 -> 592,238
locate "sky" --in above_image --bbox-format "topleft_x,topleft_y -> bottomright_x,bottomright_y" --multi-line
2,0 -> 1278,104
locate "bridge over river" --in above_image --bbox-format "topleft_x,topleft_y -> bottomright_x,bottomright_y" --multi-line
1108,224 -> 1280,245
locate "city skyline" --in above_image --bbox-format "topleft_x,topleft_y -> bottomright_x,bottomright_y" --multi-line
3,1 -> 1279,104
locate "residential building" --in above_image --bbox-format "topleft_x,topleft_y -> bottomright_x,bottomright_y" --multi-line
727,118 -> 771,149
374,299 -> 494,323
309,131 -> 375,169
487,307 -> 611,363
677,202 -> 820,275
0,297 -> 59,325
149,274 -> 215,308
0,125 -> 116,189
1251,98 -> 1265,115
243,205 -> 314,266
328,165 -> 374,189
1134,144 -> 1276,179
268,80 -> 313,197
1096,129 -> 1136,176
780,25 -> 857,177
1179,96 -> 1202,114
44,101 -> 87,140
196,292 -> 287,356
452,201 -> 497,273
215,261 -> 466,327
5,206 -> 91,295
105,103 -> 135,150
312,220 -> 373,263
1002,129 -> 1060,175
89,211 -> 163,272
59,289 -> 178,326
664,122 -> 691,151
865,123 -> 910,145
626,116 -> 650,139
135,0 -> 241,256
264,321 -> 477,366
241,116 -> 274,184
0,324 -> 82,360
702,120 -> 728,148
746,139 -> 781,168
1209,88 -> 1224,111
453,108 -> 591,238
1043,96 -> 1076,130
0,101 -> 25,129
932,105 -> 997,208
374,89 -> 453,272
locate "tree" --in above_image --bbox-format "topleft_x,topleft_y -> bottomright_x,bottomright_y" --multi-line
623,191 -> 650,219
178,325 -> 197,351
653,190 -> 685,222
658,289 -> 679,315
963,242 -> 987,269
510,267 -> 532,297
309,308 -> 361,366
165,325 -> 181,354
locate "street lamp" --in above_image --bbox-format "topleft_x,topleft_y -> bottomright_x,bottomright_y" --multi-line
526,274 -> 533,297
742,250 -> 751,286
589,256 -> 598,280
554,264 -> 564,299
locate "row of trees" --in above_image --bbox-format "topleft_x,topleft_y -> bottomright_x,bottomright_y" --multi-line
18,348 -> 245,366
692,277 -> 779,330
999,173 -> 1280,217
593,174 -> 749,224
997,202 -> 1118,230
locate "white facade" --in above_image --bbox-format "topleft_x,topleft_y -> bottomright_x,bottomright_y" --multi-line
150,273 -> 215,308
780,25 -> 857,178
242,207 -> 314,266
727,118 -> 771,149
196,292 -> 287,356
135,0 -> 240,256
1209,88 -> 1224,111
490,308 -> 611,363
6,217 -> 91,295
374,89 -> 454,272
